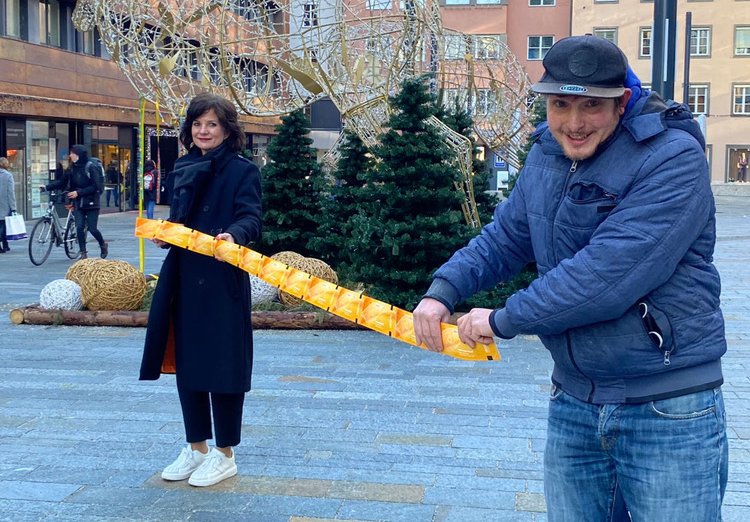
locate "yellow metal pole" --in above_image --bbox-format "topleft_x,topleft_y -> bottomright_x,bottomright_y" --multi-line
138,97 -> 146,272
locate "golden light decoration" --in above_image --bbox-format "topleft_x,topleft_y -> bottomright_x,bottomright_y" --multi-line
74,0 -> 532,227
135,218 -> 500,362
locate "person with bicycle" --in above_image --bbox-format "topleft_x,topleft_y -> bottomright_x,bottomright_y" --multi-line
42,145 -> 108,259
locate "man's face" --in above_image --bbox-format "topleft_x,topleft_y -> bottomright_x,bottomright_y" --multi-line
546,91 -> 631,161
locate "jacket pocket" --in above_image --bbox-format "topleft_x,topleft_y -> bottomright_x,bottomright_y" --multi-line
555,182 -> 618,255
567,306 -> 670,379
638,301 -> 675,366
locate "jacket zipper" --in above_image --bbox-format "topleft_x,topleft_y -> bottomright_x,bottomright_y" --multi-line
556,160 -> 596,401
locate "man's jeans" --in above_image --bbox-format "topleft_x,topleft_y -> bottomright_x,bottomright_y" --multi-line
545,386 -> 728,521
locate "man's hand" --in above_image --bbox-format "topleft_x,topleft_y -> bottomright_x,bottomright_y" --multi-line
457,308 -> 495,348
67,191 -> 78,199
413,298 -> 451,352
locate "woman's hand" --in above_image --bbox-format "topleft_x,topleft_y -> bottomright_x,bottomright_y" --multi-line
214,232 -> 235,261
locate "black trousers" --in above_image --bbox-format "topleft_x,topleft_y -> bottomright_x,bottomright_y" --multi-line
176,386 -> 245,448
72,208 -> 104,253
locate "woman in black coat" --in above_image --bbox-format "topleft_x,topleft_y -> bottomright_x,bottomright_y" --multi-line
141,93 -> 262,487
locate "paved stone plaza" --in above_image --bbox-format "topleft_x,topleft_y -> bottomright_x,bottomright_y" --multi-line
0,197 -> 748,521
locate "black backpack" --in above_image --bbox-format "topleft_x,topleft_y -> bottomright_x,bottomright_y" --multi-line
86,158 -> 105,194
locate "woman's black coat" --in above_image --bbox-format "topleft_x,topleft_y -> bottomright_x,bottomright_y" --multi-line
140,144 -> 262,393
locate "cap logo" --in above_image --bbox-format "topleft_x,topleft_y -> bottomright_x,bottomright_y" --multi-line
559,85 -> 588,94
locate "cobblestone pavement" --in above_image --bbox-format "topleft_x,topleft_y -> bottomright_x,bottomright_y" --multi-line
0,198 -> 749,522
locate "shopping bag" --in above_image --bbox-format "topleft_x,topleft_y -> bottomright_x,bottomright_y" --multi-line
5,213 -> 28,240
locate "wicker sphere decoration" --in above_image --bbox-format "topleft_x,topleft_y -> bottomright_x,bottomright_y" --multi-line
67,259 -> 147,311
250,275 -> 278,306
39,279 -> 84,311
279,256 -> 339,307
65,258 -> 106,286
270,251 -> 305,266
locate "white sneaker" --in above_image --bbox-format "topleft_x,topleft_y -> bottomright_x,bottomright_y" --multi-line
188,448 -> 237,487
161,445 -> 208,481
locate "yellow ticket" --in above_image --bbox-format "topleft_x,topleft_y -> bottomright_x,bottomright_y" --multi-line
135,218 -> 500,362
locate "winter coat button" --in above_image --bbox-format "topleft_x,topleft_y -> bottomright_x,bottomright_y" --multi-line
203,205 -> 209,212
198,278 -> 205,285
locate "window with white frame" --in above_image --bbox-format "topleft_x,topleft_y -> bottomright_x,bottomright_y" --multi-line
444,0 -> 471,5
734,85 -> 750,115
174,43 -> 200,81
80,30 -> 95,55
39,0 -> 61,46
593,28 -> 617,44
736,27 -> 750,55
688,84 -> 709,115
475,0 -> 502,4
232,0 -> 259,21
474,89 -> 497,116
367,0 -> 392,9
3,0 -> 21,37
303,2 -> 318,27
208,48 -> 225,86
639,27 -> 652,57
529,0 -> 555,5
690,27 -> 711,56
444,33 -> 469,60
528,35 -> 553,60
474,35 -> 505,60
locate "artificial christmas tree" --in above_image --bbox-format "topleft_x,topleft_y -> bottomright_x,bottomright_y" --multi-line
258,109 -> 324,257
308,129 -> 374,280
345,77 -> 470,310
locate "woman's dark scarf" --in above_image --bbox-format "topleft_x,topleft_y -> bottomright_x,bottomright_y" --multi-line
168,141 -> 235,224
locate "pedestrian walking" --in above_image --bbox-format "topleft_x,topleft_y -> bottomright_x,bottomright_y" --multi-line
140,92 -> 262,487
143,159 -> 157,219
105,161 -> 122,207
413,35 -> 727,521
0,157 -> 17,253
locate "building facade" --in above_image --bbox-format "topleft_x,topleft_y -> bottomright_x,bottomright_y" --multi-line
572,0 -> 750,183
0,0 -> 278,220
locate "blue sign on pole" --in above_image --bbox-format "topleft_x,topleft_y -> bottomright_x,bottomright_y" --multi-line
494,153 -> 507,169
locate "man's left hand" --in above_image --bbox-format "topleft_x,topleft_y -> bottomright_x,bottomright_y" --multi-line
457,308 -> 495,348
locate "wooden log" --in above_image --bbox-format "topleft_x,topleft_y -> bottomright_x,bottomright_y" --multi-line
9,306 -> 364,330
250,311 -> 364,330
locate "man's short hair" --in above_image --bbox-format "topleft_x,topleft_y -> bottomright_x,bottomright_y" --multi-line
531,35 -> 628,98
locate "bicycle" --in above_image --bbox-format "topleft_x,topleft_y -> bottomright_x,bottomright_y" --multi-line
28,191 -> 82,266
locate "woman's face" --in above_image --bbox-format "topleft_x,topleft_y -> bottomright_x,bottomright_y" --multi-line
191,109 -> 229,155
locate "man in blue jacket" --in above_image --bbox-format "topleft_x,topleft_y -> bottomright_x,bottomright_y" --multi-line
413,35 -> 727,521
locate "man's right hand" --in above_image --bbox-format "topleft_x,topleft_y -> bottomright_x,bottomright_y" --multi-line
413,297 -> 451,353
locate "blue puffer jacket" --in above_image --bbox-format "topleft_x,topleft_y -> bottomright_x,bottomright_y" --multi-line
428,92 -> 726,404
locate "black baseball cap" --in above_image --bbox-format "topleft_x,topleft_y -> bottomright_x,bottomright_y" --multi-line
531,35 -> 628,98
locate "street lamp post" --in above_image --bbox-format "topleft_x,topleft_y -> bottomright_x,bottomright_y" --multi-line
651,0 -> 678,100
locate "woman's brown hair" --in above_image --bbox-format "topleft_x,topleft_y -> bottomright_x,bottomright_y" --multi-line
179,92 -> 245,152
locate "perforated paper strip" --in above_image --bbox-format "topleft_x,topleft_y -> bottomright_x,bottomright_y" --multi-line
135,218 -> 499,362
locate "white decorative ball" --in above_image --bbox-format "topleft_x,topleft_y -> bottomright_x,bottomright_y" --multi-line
40,279 -> 83,311
250,275 -> 278,306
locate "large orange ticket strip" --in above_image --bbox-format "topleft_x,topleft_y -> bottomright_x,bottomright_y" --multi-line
135,218 -> 500,362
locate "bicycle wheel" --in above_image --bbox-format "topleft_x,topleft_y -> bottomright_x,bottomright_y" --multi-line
28,218 -> 55,266
64,218 -> 80,259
